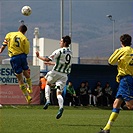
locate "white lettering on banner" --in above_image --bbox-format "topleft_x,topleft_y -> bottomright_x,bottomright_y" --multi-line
0,77 -> 18,84
0,91 -> 13,95
0,64 -> 40,85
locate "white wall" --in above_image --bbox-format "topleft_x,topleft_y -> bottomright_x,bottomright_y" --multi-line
33,37 -> 79,70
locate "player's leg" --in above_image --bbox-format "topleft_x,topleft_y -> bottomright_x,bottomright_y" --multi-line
56,88 -> 64,119
125,78 -> 133,110
56,76 -> 67,119
23,69 -> 33,93
43,83 -> 51,109
98,75 -> 133,133
21,54 -> 33,93
10,55 -> 32,104
98,98 -> 123,133
105,99 -> 122,128
125,100 -> 133,109
16,73 -> 32,104
43,71 -> 56,109
124,75 -> 133,109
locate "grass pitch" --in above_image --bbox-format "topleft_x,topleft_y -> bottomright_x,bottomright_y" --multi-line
0,105 -> 133,133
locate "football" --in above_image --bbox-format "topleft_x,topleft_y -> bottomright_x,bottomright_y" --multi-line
21,6 -> 32,16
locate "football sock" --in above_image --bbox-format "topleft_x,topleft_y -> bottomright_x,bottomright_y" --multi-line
45,85 -> 50,102
57,95 -> 63,109
20,84 -> 29,97
26,78 -> 32,89
103,108 -> 120,130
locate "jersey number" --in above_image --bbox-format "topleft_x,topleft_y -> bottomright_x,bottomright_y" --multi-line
15,37 -> 20,47
65,54 -> 71,64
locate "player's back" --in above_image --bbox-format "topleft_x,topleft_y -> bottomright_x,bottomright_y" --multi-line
112,46 -> 133,79
53,47 -> 72,74
4,31 -> 29,57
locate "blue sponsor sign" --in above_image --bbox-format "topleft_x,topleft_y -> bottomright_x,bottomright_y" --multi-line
0,65 -> 40,85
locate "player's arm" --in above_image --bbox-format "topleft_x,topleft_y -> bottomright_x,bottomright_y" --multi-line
44,61 -> 55,66
0,38 -> 8,53
36,51 -> 51,62
0,34 -> 10,54
108,49 -> 124,65
0,45 -> 7,53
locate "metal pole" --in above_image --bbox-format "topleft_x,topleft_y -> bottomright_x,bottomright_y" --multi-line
69,0 -> 72,50
34,28 -> 39,65
106,15 -> 115,52
112,20 -> 115,51
69,0 -> 72,38
60,0 -> 64,39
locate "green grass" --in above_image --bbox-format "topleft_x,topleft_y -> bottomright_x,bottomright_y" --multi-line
0,105 -> 133,133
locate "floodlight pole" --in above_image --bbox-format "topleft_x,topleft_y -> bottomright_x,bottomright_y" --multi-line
69,0 -> 72,50
106,15 -> 115,52
60,0 -> 64,39
69,0 -> 72,39
34,27 -> 39,65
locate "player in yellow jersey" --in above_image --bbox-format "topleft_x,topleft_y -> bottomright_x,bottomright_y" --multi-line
98,34 -> 133,133
0,25 -> 33,104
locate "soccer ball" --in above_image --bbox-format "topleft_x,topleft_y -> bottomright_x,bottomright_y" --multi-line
21,6 -> 32,16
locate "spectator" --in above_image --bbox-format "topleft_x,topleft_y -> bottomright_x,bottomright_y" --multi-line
75,84 -> 81,106
79,82 -> 88,106
84,81 -> 89,105
65,81 -> 77,106
103,82 -> 113,106
85,81 -> 97,106
92,81 -> 103,106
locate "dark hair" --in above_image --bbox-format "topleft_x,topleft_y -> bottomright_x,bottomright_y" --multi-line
62,35 -> 71,47
18,25 -> 27,34
120,34 -> 132,46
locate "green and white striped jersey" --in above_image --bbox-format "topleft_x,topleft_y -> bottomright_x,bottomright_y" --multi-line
48,47 -> 72,75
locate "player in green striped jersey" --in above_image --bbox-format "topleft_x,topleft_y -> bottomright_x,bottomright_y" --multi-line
36,35 -> 72,119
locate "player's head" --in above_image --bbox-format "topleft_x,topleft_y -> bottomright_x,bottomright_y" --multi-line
18,25 -> 27,34
120,34 -> 132,46
62,35 -> 71,47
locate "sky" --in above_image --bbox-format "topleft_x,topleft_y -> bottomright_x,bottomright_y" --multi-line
0,0 -> 132,57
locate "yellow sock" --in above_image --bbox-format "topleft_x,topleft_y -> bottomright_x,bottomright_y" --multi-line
26,78 -> 32,89
20,84 -> 28,97
104,112 -> 119,130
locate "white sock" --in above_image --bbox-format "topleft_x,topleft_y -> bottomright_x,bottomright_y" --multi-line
93,96 -> 96,105
89,95 -> 92,104
45,85 -> 50,102
57,95 -> 63,109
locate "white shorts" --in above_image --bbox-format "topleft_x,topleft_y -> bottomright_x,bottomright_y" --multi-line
45,70 -> 68,92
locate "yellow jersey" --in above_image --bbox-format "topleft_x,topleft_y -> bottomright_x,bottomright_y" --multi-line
108,46 -> 133,82
2,31 -> 30,57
